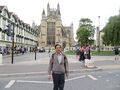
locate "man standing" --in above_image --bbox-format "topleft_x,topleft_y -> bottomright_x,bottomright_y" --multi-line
84,45 -> 91,60
48,44 -> 69,90
114,47 -> 119,61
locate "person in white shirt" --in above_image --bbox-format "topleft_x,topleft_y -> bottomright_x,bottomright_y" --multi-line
48,44 -> 69,90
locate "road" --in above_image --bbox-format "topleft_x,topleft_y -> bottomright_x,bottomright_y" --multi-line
0,69 -> 120,90
1,53 -> 120,90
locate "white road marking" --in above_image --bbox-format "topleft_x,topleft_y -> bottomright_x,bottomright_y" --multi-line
65,75 -> 86,81
5,80 -> 15,88
17,75 -> 86,84
17,80 -> 52,84
0,71 -> 47,77
88,75 -> 98,80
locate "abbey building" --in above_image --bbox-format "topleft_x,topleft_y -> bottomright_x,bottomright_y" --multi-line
38,3 -> 74,49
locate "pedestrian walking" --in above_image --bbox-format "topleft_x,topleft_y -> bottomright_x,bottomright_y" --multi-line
76,47 -> 80,60
84,45 -> 95,67
114,47 -> 119,62
0,47 -> 2,54
84,45 -> 91,60
48,44 -> 69,90
79,46 -> 85,63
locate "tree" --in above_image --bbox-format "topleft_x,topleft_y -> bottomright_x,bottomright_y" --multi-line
76,18 -> 95,46
102,15 -> 120,46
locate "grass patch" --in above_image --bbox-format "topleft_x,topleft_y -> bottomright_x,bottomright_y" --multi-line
64,50 -> 116,56
92,51 -> 114,56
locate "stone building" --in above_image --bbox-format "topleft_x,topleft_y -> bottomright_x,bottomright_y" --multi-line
38,3 -> 74,50
0,6 -> 39,54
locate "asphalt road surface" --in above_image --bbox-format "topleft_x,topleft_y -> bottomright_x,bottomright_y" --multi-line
2,53 -> 120,90
0,69 -> 120,90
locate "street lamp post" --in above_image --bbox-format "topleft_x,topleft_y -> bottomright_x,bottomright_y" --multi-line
35,42 -> 38,60
11,23 -> 15,64
96,16 -> 100,52
35,46 -> 37,60
48,39 -> 51,57
6,23 -> 15,64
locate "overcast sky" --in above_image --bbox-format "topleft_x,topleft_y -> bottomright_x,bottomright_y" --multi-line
0,0 -> 120,38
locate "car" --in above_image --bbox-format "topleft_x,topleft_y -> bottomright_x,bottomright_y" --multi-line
39,48 -> 45,52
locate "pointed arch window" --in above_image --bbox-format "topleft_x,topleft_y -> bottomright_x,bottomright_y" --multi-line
47,22 -> 55,46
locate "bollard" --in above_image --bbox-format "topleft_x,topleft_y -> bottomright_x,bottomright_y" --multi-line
0,53 -> 2,64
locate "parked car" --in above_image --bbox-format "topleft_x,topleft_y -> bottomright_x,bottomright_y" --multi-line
39,48 -> 45,52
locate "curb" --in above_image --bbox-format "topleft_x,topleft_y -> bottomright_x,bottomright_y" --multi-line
0,67 -> 102,78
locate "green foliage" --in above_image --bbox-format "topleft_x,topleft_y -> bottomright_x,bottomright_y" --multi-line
92,51 -> 114,56
76,18 -> 95,45
102,15 -> 120,46
64,50 -> 115,56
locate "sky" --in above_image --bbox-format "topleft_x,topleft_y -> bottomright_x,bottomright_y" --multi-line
0,0 -> 120,39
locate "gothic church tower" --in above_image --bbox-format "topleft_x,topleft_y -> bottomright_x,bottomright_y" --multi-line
38,3 -> 74,49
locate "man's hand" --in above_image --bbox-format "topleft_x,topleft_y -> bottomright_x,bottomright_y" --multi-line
48,75 -> 52,80
66,73 -> 69,78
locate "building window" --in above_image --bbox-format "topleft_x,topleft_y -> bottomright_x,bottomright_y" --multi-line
3,11 -> 6,16
2,18 -> 6,29
47,22 -> 55,46
2,33 -> 5,40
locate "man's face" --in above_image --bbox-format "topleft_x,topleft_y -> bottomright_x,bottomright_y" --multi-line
55,45 -> 62,53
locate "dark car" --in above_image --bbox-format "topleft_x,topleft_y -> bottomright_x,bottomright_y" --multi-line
39,48 -> 45,52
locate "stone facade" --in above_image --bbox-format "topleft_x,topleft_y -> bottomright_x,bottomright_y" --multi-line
38,3 -> 74,50
0,6 -> 39,54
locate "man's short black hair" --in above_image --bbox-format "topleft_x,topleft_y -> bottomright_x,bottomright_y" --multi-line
55,44 -> 62,49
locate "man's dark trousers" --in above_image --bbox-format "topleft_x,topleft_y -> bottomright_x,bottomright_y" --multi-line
52,73 -> 65,90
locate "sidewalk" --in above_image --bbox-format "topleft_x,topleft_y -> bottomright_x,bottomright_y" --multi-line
0,55 -> 120,77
